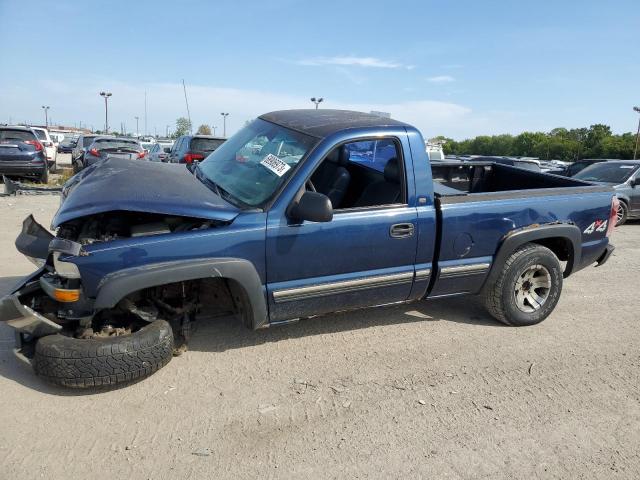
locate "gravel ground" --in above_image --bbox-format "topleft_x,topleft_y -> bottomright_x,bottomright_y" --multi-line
0,189 -> 638,479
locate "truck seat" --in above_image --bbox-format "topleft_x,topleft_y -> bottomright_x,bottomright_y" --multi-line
311,146 -> 351,208
354,158 -> 401,207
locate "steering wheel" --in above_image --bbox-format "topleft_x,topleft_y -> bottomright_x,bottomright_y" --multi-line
306,180 -> 316,192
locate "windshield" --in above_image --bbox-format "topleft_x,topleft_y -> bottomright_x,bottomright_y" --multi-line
94,139 -> 142,151
190,137 -> 224,152
574,163 -> 639,184
198,118 -> 318,207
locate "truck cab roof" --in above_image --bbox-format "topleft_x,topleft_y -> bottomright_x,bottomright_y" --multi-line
259,109 -> 410,138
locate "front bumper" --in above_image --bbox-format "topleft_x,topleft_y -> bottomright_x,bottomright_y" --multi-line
0,293 -> 61,337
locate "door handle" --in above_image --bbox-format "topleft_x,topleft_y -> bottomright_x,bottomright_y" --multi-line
390,223 -> 414,238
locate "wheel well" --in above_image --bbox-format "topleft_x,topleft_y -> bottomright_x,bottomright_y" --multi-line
530,236 -> 572,264
117,277 -> 251,327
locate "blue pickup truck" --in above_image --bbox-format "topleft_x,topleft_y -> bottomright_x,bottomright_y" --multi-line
0,110 -> 617,389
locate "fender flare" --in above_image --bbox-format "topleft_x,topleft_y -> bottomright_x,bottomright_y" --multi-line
484,223 -> 582,288
94,258 -> 268,329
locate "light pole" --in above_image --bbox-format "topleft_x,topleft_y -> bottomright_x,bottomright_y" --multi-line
99,91 -> 112,133
220,112 -> 229,137
212,125 -> 217,136
134,116 -> 139,137
634,106 -> 640,160
41,106 -> 50,128
310,97 -> 324,109
166,125 -> 170,137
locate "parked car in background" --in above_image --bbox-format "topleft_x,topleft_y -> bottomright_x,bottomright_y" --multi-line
560,159 -> 608,177
81,137 -> 145,169
71,134 -> 99,172
573,160 -> 640,225
447,155 -> 542,172
31,127 -> 57,171
57,137 -> 77,153
426,142 -> 445,161
140,141 -> 155,152
0,125 -> 49,183
147,142 -> 173,162
169,135 -> 226,164
49,132 -> 65,145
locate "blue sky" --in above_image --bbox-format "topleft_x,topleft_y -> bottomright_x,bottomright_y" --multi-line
0,0 -> 638,139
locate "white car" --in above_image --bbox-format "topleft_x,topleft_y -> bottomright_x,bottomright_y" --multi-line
31,126 -> 57,171
49,132 -> 65,145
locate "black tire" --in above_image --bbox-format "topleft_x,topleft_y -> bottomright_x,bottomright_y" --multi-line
616,201 -> 628,226
482,243 -> 563,326
72,160 -> 81,174
38,165 -> 49,184
34,320 -> 174,389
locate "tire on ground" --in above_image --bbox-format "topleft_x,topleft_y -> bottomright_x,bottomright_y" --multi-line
34,320 -> 174,389
616,201 -> 628,226
482,243 -> 563,327
38,165 -> 49,184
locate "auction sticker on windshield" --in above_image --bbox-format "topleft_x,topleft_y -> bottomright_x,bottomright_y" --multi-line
260,153 -> 291,177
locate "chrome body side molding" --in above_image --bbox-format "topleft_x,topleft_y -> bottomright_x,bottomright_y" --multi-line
273,271 -> 415,304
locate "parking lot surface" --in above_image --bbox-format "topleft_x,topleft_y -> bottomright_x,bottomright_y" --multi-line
0,191 -> 638,479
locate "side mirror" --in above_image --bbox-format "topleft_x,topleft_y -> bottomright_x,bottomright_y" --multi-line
288,191 -> 333,223
164,147 -> 171,153
631,178 -> 639,187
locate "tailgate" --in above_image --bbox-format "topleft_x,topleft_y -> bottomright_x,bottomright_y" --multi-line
0,144 -> 34,162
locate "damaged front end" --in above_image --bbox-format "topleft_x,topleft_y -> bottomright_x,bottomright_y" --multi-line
2,213 -> 226,361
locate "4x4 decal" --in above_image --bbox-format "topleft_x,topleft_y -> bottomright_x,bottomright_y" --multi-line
584,220 -> 607,234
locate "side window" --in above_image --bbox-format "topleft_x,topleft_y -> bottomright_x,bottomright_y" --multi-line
309,138 -> 405,210
345,139 -> 398,174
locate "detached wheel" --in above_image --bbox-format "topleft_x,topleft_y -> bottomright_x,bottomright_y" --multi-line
482,244 -> 563,326
616,201 -> 628,226
34,320 -> 174,389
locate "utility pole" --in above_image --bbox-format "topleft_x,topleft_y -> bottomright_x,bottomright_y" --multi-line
634,106 -> 640,160
310,97 -> 324,109
220,113 -> 229,137
99,91 -> 112,134
182,79 -> 192,134
144,90 -> 148,136
41,106 -> 50,128
166,125 -> 170,137
134,116 -> 139,137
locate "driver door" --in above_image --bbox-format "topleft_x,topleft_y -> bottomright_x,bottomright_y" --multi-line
265,134 -> 419,323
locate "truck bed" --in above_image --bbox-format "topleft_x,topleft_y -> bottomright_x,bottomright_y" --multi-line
428,161 -> 613,298
431,162 -> 595,198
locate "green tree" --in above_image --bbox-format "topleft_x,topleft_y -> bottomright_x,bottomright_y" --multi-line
196,124 -> 212,135
432,124 -> 634,160
174,117 -> 192,137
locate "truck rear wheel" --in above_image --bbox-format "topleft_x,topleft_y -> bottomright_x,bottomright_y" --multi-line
482,243 -> 563,326
34,319 -> 174,389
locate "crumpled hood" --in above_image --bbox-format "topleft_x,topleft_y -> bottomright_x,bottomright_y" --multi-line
52,157 -> 240,227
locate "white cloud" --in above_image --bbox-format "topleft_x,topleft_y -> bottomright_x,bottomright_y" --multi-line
297,56 -> 406,69
427,75 -> 455,83
0,78 -> 537,139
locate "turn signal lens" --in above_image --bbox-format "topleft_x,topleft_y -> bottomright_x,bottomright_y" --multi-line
53,288 -> 81,303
